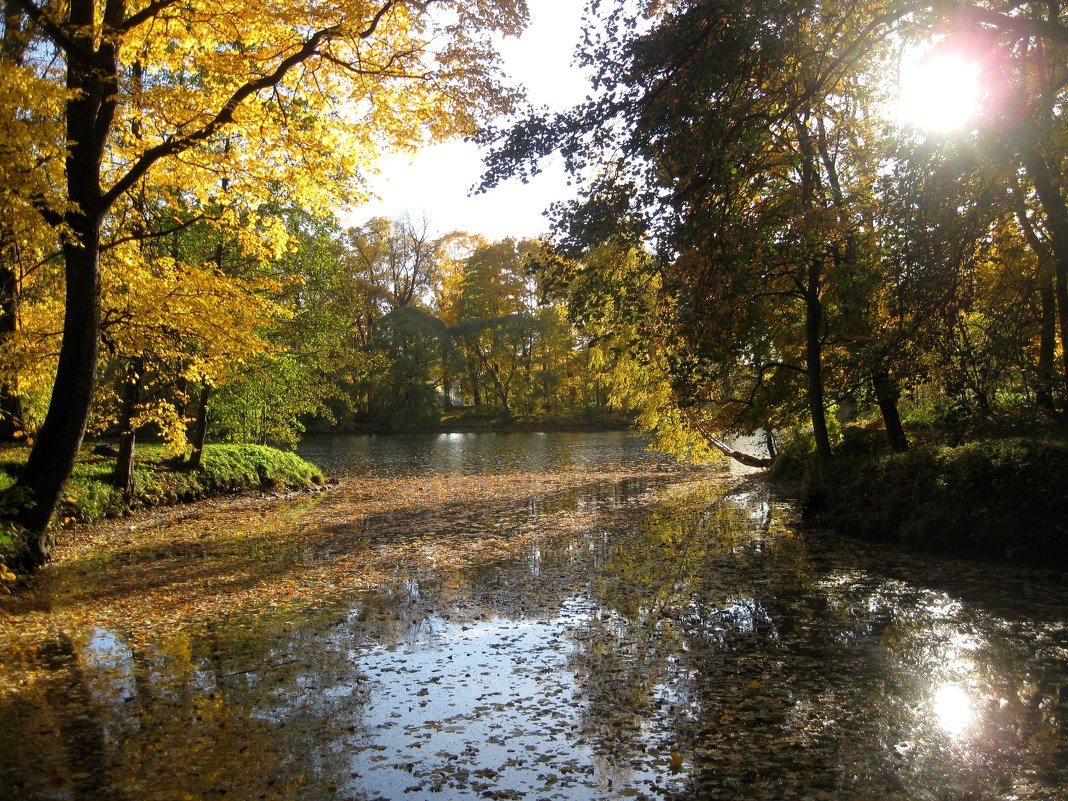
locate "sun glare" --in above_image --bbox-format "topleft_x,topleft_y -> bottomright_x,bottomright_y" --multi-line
898,46 -> 983,132
932,683 -> 975,738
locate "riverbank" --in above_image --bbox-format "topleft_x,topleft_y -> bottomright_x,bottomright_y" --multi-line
771,430 -> 1068,565
0,444 -> 325,575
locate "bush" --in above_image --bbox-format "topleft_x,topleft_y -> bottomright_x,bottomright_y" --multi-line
796,431 -> 1068,564
0,443 -> 325,573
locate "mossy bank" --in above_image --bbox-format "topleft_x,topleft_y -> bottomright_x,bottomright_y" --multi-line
772,430 -> 1068,566
1,444 -> 326,574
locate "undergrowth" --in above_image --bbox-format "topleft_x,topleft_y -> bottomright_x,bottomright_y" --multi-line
0,443 -> 324,577
772,428 -> 1068,564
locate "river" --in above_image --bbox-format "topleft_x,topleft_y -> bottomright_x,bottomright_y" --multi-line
1,431 -> 1066,800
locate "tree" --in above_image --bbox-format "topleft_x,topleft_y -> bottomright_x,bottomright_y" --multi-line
2,0 -> 528,563
449,237 -> 539,417
0,0 -> 65,442
209,209 -> 374,445
92,212 -> 286,492
486,0 -> 908,462
485,0 -> 1068,463
366,306 -> 455,429
347,216 -> 440,310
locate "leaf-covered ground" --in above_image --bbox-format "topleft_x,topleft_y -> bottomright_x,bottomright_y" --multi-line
2,433 -> 1067,800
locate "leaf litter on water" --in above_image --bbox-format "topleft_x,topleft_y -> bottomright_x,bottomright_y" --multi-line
2,446 -> 1068,800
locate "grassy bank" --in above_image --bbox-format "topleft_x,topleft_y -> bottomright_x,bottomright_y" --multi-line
772,429 -> 1068,565
1,444 -> 325,574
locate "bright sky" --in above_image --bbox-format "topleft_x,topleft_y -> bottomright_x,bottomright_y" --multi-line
345,1 -> 588,241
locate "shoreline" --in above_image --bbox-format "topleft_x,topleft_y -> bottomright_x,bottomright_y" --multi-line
769,433 -> 1068,569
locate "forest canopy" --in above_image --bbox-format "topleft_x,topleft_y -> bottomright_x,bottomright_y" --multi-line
483,0 -> 1068,463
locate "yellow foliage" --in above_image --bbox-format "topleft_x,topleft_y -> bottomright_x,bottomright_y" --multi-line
131,401 -> 190,457
2,0 -> 528,441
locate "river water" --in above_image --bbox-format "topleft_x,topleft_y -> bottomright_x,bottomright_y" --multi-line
1,432 -> 1066,800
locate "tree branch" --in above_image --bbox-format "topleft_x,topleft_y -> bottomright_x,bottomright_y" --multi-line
100,213 -> 213,253
8,0 -> 85,56
937,1 -> 1068,46
120,0 -> 182,32
102,26 -> 340,212
359,0 -> 400,40
686,412 -> 772,468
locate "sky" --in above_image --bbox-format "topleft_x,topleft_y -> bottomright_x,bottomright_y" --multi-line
345,1 -> 589,241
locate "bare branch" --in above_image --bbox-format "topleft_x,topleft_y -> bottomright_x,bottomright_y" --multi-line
360,0 -> 400,40
100,213 -> 213,253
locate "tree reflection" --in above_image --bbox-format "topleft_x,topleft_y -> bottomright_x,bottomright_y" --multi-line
564,481 -> 1068,800
3,459 -> 1067,800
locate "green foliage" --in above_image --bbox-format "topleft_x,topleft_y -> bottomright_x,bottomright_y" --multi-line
194,445 -> 324,492
796,432 -> 1068,563
0,444 -> 323,571
365,307 -> 453,430
766,433 -> 817,483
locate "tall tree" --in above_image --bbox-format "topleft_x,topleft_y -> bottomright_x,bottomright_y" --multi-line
347,216 -> 441,310
450,237 -> 538,416
486,0 -> 904,462
2,0 -> 527,562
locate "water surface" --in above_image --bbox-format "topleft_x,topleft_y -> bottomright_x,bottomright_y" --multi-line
297,430 -> 672,477
1,433 -> 1066,800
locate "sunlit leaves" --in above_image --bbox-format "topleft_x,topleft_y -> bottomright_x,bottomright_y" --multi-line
0,0 -> 531,535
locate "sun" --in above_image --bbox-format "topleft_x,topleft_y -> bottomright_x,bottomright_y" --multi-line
898,45 -> 984,132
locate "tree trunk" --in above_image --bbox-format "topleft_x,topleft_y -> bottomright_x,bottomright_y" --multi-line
1012,182 -> 1060,413
0,0 -> 26,441
113,358 -> 143,497
1038,275 -> 1058,412
0,257 -> 23,441
1020,147 -> 1068,391
872,370 -> 909,452
15,236 -> 101,563
1056,268 -> 1068,398
12,0 -> 110,561
804,260 -> 833,463
794,117 -> 832,463
187,384 -> 212,470
466,362 -> 482,407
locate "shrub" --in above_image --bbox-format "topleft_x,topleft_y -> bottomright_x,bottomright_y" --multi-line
0,443 -> 325,572
796,431 -> 1068,564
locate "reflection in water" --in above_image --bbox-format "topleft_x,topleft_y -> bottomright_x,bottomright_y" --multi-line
932,683 -> 974,738
1,433 -> 1067,800
297,430 -> 673,478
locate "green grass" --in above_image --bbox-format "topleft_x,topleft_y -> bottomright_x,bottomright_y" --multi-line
0,443 -> 325,572
773,429 -> 1068,564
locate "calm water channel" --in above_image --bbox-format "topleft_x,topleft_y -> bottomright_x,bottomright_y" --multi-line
2,432 -> 1067,800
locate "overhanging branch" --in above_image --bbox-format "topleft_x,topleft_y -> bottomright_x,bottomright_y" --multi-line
8,0 -> 85,57
102,26 -> 340,211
